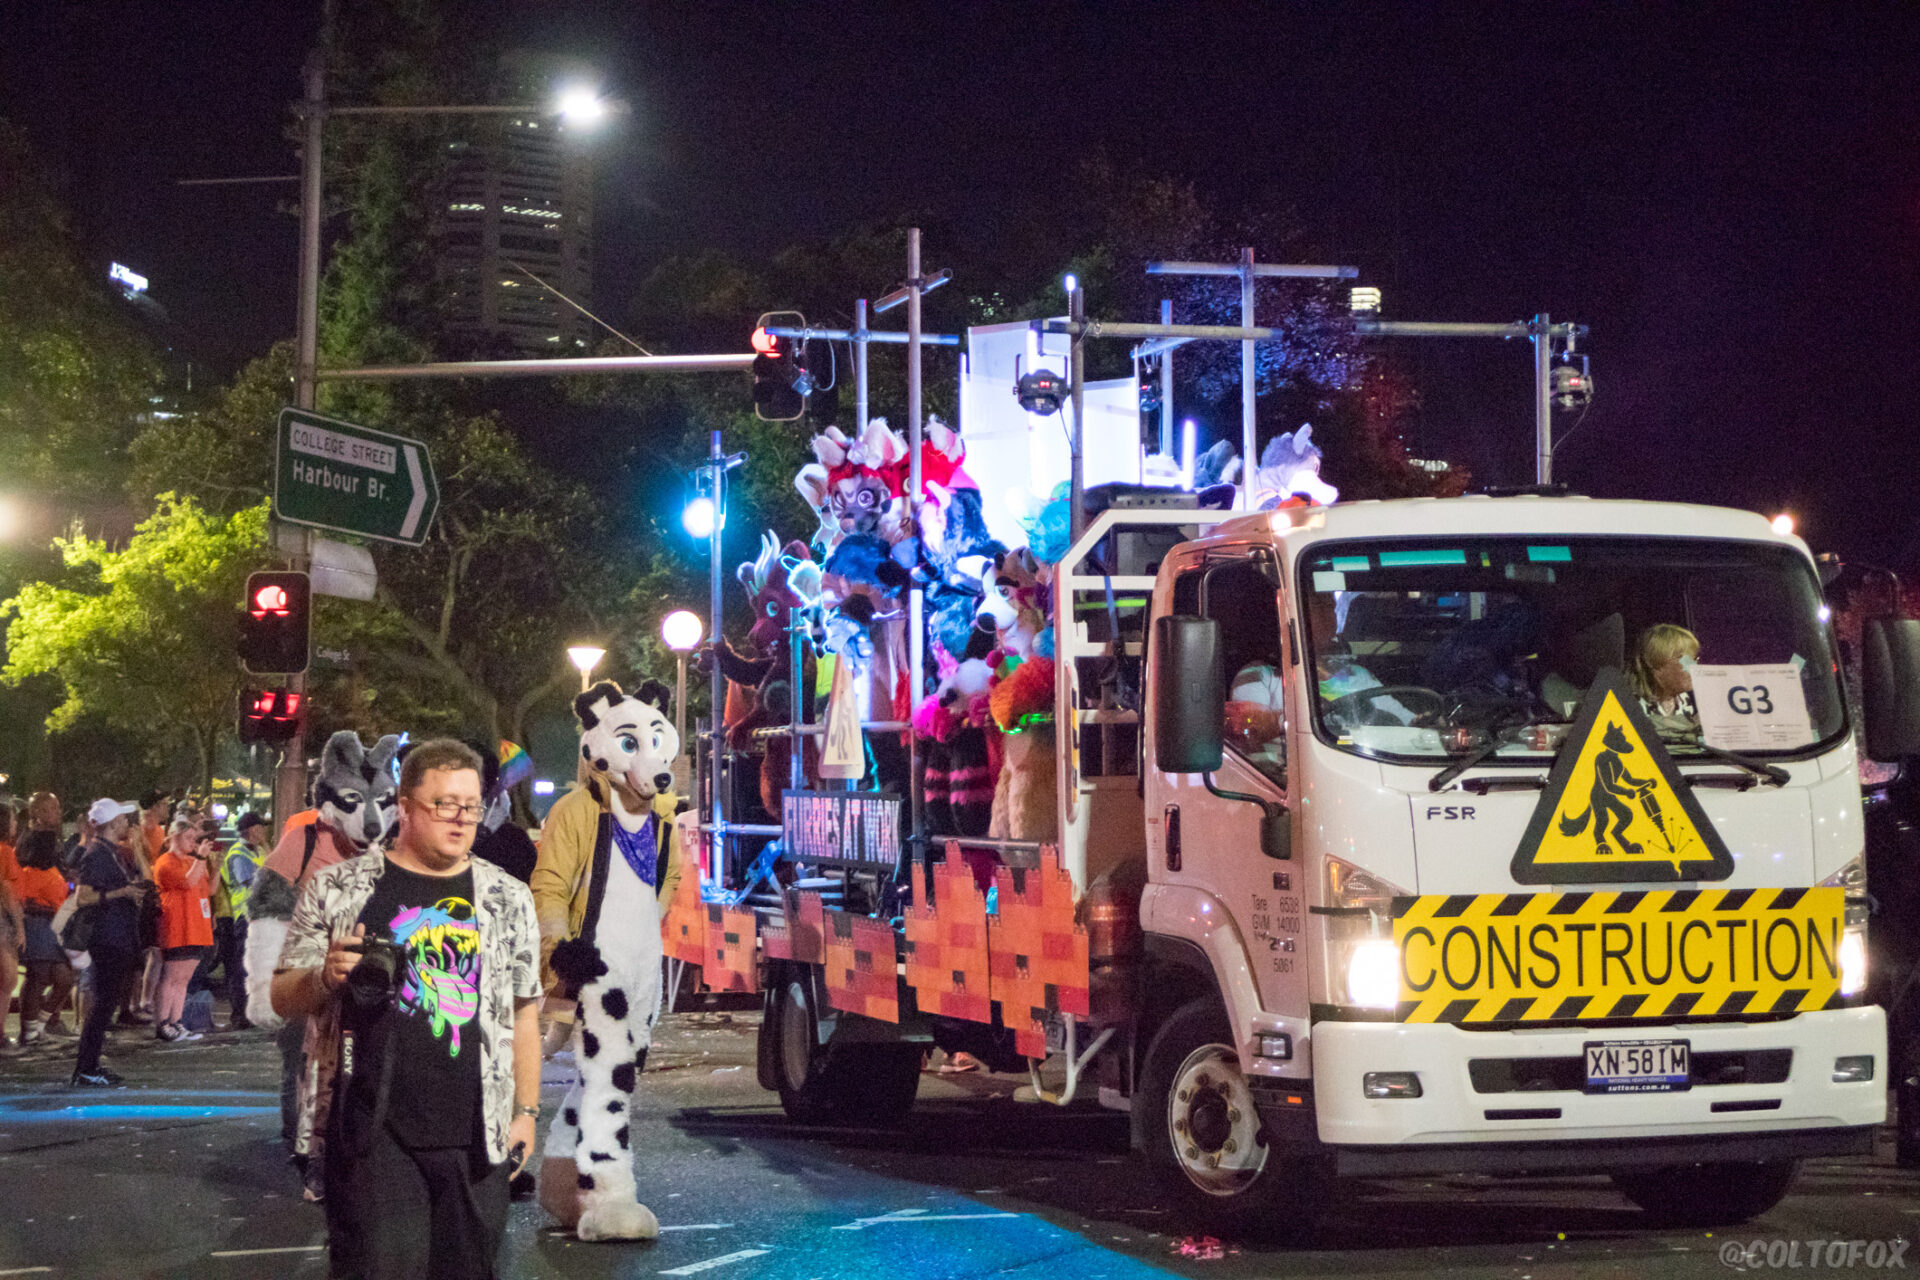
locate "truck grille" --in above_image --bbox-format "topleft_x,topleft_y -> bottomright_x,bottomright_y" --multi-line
1468,1049 -> 1791,1094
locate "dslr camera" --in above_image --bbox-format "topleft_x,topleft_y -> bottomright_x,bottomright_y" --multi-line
345,929 -> 403,1010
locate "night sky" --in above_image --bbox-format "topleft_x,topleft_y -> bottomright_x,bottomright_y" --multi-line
4,2 -> 1916,563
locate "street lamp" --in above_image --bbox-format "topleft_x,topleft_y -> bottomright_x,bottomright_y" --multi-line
0,495 -> 21,542
554,87 -> 610,127
681,495 -> 718,540
1771,512 -> 1796,537
566,644 -> 606,692
661,610 -> 703,758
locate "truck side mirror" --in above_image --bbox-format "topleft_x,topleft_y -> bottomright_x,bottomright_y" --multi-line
1152,615 -> 1224,774
1863,618 -> 1920,761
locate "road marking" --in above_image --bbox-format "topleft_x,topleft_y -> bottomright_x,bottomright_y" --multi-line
832,1207 -> 1022,1231
0,1268 -> 54,1275
210,1246 -> 325,1258
659,1248 -> 770,1275
658,1223 -> 736,1232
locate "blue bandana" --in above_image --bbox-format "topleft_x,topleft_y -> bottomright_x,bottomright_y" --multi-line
611,817 -> 658,888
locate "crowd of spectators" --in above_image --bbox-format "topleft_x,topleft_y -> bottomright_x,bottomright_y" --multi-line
0,789 -> 271,1086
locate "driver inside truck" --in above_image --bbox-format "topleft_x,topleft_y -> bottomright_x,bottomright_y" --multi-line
1630,622 -> 1701,741
1307,591 -> 1414,731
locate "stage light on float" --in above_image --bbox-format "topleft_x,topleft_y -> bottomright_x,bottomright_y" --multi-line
1180,419 -> 1197,490
682,495 -> 719,539
1771,512 -> 1795,537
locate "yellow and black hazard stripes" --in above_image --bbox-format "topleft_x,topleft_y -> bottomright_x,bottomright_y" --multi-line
1390,887 -> 1844,1024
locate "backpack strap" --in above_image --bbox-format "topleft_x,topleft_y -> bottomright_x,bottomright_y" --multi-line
295,823 -> 320,885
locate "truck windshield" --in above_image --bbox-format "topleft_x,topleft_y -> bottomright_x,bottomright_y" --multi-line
1297,537 -> 1845,764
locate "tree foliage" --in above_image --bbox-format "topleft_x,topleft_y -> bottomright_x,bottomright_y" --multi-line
1,496 -> 268,789
0,121 -> 160,496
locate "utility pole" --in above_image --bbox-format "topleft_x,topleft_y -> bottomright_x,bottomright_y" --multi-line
1533,313 -> 1554,484
271,48 -> 327,838
872,230 -> 951,850
1145,254 -> 1359,508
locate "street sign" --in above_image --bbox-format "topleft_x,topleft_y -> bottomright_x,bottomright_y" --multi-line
274,407 -> 439,546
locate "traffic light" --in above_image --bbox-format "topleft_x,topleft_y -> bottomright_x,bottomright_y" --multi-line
239,571 -> 311,675
751,325 -> 809,422
239,689 -> 304,744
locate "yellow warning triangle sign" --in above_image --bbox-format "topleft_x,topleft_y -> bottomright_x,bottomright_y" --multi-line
817,656 -> 867,781
1512,669 -> 1734,884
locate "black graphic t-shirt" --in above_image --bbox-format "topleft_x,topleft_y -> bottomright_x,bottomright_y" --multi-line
343,860 -> 484,1150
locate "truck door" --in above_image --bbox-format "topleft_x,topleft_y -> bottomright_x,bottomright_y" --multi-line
1147,547 -> 1307,1019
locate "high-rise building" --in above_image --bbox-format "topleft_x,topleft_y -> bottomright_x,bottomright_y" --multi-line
432,111 -> 594,355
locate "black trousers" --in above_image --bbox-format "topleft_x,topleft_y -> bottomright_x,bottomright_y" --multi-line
76,947 -> 139,1075
325,1119 -> 509,1280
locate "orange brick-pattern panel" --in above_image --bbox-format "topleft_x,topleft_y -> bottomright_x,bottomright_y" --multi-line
705,903 -> 759,994
903,843 -> 993,1025
760,901 -> 793,961
662,844 -> 708,965
823,908 -> 900,1023
987,843 -> 1089,1058
782,886 -> 826,965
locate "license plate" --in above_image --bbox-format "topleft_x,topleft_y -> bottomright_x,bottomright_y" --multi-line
1584,1038 -> 1691,1094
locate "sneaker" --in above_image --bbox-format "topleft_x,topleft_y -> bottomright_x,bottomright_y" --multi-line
41,1019 -> 78,1040
301,1161 -> 326,1203
116,1010 -> 153,1027
21,1022 -> 43,1045
227,1016 -> 253,1032
71,1067 -> 125,1088
0,1038 -> 23,1058
156,1022 -> 185,1043
177,1027 -> 205,1043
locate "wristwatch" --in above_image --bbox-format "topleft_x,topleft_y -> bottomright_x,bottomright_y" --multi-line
514,1104 -> 540,1119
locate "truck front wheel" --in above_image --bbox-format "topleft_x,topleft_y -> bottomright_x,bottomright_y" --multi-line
1611,1159 -> 1799,1226
1138,998 -> 1328,1236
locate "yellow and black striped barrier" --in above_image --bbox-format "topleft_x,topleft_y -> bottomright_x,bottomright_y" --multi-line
1390,887 -> 1844,1024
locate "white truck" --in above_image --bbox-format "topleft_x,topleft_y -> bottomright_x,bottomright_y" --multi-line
726,493 -> 1905,1233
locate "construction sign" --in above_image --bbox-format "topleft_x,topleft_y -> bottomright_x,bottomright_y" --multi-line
818,657 -> 866,780
1392,887 -> 1845,1023
1511,670 -> 1734,884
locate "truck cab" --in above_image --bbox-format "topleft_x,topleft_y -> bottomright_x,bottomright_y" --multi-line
1128,494 -> 1885,1228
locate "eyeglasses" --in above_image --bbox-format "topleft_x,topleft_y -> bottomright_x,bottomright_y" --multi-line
415,797 -> 486,824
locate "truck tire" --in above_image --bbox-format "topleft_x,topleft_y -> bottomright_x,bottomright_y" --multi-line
1138,997 -> 1329,1237
773,973 -> 839,1123
1611,1159 -> 1800,1226
770,974 -> 921,1126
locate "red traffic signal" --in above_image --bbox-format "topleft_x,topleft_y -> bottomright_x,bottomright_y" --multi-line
239,688 -> 304,744
239,571 -> 311,675
750,320 -> 809,421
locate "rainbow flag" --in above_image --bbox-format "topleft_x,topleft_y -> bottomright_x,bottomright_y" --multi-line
497,740 -> 533,789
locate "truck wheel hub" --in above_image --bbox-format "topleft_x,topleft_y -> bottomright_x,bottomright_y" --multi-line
1167,1042 -> 1268,1196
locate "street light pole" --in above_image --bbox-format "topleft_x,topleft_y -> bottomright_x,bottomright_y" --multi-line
270,48 -> 328,840
1533,313 -> 1554,485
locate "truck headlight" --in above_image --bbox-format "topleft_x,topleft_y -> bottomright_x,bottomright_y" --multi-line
1839,925 -> 1868,998
1820,857 -> 1869,998
1345,939 -> 1402,1010
1322,856 -> 1410,1011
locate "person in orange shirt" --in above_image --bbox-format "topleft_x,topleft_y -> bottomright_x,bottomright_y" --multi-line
13,802 -> 75,1045
0,808 -> 25,1055
151,816 -> 214,1042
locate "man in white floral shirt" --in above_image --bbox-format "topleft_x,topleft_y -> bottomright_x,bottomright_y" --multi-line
273,740 -> 542,1280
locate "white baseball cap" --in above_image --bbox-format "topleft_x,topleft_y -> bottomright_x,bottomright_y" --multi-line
87,798 -> 137,826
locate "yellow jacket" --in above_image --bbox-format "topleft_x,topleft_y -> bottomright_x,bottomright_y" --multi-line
530,781 -> 683,996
